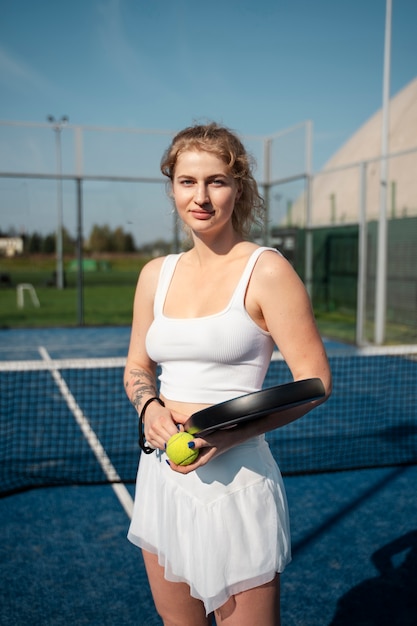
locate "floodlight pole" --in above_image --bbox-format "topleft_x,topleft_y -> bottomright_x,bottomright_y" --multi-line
374,0 -> 392,344
47,115 -> 68,290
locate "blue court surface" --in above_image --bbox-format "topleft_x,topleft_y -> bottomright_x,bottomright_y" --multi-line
1,328 -> 416,625
0,326 -> 133,361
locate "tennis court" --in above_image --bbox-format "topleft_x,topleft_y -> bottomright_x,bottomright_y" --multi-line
1,328 -> 416,625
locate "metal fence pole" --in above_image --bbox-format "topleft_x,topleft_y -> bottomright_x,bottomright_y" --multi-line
76,178 -> 84,326
356,162 -> 368,345
47,115 -> 68,289
304,120 -> 314,298
262,137 -> 272,246
374,0 -> 392,344
304,174 -> 313,299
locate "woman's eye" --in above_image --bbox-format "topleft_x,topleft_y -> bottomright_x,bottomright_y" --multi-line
211,179 -> 225,186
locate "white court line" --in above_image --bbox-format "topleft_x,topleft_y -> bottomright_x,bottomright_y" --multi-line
38,346 -> 133,519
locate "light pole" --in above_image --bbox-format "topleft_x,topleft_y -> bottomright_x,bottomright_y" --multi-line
374,0 -> 392,344
47,114 -> 68,289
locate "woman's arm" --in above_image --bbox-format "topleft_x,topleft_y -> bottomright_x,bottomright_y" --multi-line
124,258 -> 179,450
252,250 -> 332,396
170,396 -> 326,472
170,250 -> 332,473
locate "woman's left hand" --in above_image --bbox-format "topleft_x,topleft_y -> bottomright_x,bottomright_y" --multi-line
165,429 -> 236,474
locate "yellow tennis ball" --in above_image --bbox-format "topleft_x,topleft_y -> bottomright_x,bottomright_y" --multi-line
166,432 -> 199,466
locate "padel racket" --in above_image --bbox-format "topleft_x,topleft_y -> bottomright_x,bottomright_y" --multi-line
184,378 -> 325,437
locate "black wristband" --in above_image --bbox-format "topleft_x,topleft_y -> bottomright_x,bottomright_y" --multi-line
138,396 -> 165,454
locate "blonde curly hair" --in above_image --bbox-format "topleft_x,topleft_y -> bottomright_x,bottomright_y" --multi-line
160,122 -> 265,237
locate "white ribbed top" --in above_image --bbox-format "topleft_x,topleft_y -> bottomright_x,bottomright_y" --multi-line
146,247 -> 278,403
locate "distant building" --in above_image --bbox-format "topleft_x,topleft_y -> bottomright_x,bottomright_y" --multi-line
291,76 -> 417,226
0,237 -> 24,257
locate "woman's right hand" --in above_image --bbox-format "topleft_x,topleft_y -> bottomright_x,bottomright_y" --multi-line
143,402 -> 185,451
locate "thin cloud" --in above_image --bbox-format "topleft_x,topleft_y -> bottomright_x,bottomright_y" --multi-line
94,0 -> 177,100
96,0 -> 148,84
0,44 -> 52,94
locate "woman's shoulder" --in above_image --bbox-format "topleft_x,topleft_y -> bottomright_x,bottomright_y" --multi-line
140,255 -> 165,277
253,246 -> 284,266
139,253 -> 184,286
252,246 -> 300,285
137,255 -> 169,290
141,252 -> 183,274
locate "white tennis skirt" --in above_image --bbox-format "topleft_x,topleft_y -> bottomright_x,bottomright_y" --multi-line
127,435 -> 291,615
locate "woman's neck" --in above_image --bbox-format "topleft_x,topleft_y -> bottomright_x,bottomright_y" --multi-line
190,231 -> 246,264
183,239 -> 257,274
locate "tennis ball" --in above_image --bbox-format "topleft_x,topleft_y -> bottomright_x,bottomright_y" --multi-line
166,432 -> 199,466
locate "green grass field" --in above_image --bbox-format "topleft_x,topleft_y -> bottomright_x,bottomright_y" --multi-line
0,255 -> 415,344
1,285 -> 139,327
0,255 -> 145,328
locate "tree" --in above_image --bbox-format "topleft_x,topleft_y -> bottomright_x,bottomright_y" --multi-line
123,232 -> 136,252
88,224 -> 113,252
62,227 -> 75,254
42,233 -> 55,254
113,226 -> 126,252
87,224 -> 137,253
27,232 -> 42,253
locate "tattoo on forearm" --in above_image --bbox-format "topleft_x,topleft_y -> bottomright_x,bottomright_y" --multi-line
125,369 -> 157,411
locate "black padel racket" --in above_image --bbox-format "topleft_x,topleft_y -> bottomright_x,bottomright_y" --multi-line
184,378 -> 325,437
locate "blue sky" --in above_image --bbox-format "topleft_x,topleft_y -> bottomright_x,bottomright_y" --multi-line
1,0 -> 416,241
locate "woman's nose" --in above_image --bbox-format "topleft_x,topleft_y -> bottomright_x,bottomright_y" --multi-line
194,184 -> 209,205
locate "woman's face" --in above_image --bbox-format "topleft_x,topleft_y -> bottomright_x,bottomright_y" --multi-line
171,150 -> 241,236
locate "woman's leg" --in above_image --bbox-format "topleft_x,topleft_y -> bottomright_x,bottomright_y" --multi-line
142,550 -> 212,626
214,575 -> 280,626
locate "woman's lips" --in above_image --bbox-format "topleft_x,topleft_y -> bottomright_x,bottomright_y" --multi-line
191,209 -> 214,219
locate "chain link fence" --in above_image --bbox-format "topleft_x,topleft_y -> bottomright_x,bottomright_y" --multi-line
1,120 -> 416,344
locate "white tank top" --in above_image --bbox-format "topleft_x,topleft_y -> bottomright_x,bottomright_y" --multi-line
145,247 -> 279,404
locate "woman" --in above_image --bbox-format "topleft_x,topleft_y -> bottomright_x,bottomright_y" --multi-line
124,122 -> 331,626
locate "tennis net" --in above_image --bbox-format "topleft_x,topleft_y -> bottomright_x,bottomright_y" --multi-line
1,345 -> 416,496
